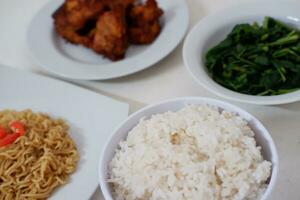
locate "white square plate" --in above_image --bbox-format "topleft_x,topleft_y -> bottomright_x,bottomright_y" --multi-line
0,65 -> 129,199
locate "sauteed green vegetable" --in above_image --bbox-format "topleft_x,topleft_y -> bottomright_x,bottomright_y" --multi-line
206,17 -> 300,96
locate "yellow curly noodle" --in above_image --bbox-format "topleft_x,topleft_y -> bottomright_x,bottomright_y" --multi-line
0,110 -> 79,200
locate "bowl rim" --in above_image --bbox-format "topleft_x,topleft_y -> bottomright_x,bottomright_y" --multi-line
183,0 -> 300,105
98,97 -> 279,200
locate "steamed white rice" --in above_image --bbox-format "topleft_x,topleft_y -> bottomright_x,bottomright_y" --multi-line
108,105 -> 271,200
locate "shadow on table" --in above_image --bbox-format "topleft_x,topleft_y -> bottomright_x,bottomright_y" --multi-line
277,101 -> 300,112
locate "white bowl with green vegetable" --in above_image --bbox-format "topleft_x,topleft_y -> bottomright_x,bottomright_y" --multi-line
183,0 -> 300,105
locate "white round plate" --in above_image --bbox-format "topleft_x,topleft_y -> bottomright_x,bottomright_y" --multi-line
183,0 -> 300,105
27,0 -> 189,80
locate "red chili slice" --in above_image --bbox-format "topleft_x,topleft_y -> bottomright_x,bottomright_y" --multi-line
10,121 -> 25,136
0,126 -> 7,139
0,132 -> 20,147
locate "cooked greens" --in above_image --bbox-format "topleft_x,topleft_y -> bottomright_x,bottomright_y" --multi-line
206,17 -> 300,96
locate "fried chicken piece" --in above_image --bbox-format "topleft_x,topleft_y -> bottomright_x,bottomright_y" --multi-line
91,6 -> 128,60
106,0 -> 135,10
53,0 -> 134,51
128,0 -> 163,44
64,0 -> 104,30
52,0 -> 163,61
128,20 -> 161,44
53,0 -> 107,47
53,5 -> 92,47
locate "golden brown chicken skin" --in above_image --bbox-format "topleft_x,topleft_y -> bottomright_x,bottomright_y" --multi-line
64,0 -> 104,30
128,0 -> 163,44
91,6 -> 128,60
106,0 -> 135,10
52,0 -> 164,61
62,0 -> 133,30
52,5 -> 92,47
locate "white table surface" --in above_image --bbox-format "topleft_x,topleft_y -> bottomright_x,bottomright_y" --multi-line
0,0 -> 299,199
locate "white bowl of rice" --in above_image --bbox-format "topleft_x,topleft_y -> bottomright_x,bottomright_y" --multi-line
99,97 -> 278,200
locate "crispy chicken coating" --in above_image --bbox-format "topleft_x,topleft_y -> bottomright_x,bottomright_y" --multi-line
52,5 -> 92,47
128,0 -> 163,44
52,0 -> 163,61
106,0 -> 135,10
91,6 -> 128,60
64,0 -> 104,30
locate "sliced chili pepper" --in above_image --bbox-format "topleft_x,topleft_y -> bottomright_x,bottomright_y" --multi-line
0,132 -> 20,147
0,126 -> 7,139
10,121 -> 25,136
